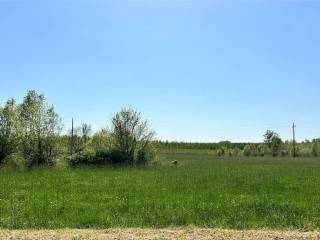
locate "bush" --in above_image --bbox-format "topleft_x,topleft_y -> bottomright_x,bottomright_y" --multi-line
312,143 -> 319,157
242,145 -> 252,157
68,150 -> 100,166
232,147 -> 240,157
3,153 -> 25,169
216,148 -> 224,157
299,147 -> 312,157
137,145 -> 156,165
111,108 -> 155,165
68,148 -> 150,166
257,144 -> 267,156
280,149 -> 288,157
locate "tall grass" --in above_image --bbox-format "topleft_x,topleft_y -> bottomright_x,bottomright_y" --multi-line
1,154 -> 320,229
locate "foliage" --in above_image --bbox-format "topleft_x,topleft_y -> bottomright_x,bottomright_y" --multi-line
264,130 -> 282,156
111,108 -> 155,164
312,142 -> 319,157
0,99 -> 20,164
217,147 -> 226,156
81,123 -> 92,143
90,129 -> 113,152
257,144 -> 267,156
68,150 -> 104,166
242,144 -> 252,156
153,140 -> 247,151
68,148 -> 147,166
68,123 -> 92,154
19,90 -> 62,167
299,147 -> 312,157
232,147 -> 241,157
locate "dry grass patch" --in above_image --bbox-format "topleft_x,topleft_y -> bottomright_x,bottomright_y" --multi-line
0,228 -> 320,240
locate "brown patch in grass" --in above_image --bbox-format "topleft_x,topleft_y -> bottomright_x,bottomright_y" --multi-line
0,228 -> 319,240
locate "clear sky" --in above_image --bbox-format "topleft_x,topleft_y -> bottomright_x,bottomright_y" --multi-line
0,0 -> 319,142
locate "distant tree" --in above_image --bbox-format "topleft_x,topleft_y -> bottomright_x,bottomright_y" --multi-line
232,147 -> 240,157
264,130 -> 276,148
257,144 -> 267,156
68,123 -> 92,153
311,142 -> 319,157
217,147 -> 226,157
90,128 -> 113,152
111,108 -> 155,164
242,144 -> 252,157
19,90 -> 62,167
68,126 -> 82,154
0,99 -> 20,164
263,130 -> 282,156
81,123 -> 92,143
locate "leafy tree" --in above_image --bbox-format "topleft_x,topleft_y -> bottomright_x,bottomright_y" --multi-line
111,108 -> 155,164
68,123 -> 92,153
264,130 -> 276,148
216,148 -> 225,157
19,90 -> 62,167
232,147 -> 240,157
90,128 -> 113,152
0,99 -> 20,164
81,123 -> 92,143
312,142 -> 319,157
264,130 -> 282,156
242,144 -> 252,157
257,144 -> 267,156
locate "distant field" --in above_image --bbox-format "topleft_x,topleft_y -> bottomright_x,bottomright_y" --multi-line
1,153 -> 320,229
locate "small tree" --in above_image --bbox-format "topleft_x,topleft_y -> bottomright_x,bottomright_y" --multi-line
311,142 -> 319,157
242,144 -> 252,157
81,123 -> 92,143
111,108 -> 155,164
90,128 -> 113,152
68,123 -> 93,153
0,99 -> 20,164
264,130 -> 282,156
19,90 -> 62,167
257,144 -> 267,156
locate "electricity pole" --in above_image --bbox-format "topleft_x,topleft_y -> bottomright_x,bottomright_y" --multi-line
292,122 -> 296,158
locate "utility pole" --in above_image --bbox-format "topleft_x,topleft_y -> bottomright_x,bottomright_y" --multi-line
292,122 -> 296,158
71,118 -> 74,156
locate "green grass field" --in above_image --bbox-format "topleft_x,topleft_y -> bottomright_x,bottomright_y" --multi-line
1,153 -> 320,230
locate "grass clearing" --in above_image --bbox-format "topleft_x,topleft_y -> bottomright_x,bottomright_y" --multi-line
1,153 -> 320,229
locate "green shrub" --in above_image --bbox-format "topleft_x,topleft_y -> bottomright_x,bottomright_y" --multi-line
242,145 -> 252,157
68,148 -> 150,167
111,108 -> 155,165
312,143 -> 319,157
3,153 -> 25,169
216,148 -> 224,157
257,144 -> 267,156
137,145 -> 156,165
68,150 -> 99,166
232,147 -> 240,157
280,149 -> 288,157
299,147 -> 312,157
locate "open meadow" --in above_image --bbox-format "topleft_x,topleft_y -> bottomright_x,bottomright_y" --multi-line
1,152 -> 320,230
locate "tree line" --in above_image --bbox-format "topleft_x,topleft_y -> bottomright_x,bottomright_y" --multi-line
1,90 -> 319,168
0,90 -> 155,167
155,131 -> 320,157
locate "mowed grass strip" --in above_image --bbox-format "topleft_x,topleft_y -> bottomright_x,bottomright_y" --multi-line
1,154 -> 320,229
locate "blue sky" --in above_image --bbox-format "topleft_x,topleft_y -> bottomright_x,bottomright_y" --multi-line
0,0 -> 319,142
